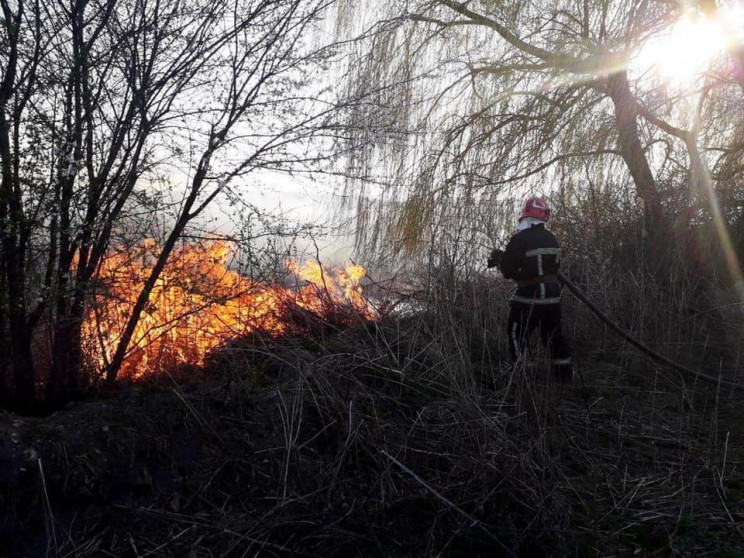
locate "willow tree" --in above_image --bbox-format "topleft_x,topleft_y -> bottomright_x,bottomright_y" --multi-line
0,0 -> 337,411
338,0 -> 744,274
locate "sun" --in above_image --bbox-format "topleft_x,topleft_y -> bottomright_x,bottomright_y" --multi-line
632,6 -> 743,88
653,16 -> 726,83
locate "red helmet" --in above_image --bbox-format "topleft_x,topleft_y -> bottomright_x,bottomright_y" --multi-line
520,196 -> 551,221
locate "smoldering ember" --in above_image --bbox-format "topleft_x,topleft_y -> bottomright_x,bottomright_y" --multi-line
2,1 -> 744,556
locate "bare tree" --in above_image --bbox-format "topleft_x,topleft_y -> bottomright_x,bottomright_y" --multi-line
0,0 -> 337,410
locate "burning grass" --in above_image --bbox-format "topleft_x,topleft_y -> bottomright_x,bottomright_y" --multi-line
82,239 -> 374,380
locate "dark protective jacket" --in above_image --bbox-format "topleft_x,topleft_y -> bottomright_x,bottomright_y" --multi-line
499,223 -> 562,305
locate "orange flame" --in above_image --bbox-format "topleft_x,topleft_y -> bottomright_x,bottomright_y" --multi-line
82,240 -> 372,379
288,260 -> 369,312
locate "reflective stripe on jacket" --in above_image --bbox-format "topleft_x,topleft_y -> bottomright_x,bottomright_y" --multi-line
498,223 -> 562,305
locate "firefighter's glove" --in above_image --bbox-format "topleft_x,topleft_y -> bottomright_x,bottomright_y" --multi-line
487,248 -> 504,269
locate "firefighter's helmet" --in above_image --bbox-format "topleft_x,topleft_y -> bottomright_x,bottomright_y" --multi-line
520,196 -> 551,221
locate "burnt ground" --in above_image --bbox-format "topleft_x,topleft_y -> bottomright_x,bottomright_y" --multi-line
2,322 -> 744,557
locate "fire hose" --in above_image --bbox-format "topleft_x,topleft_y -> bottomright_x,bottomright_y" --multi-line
556,271 -> 744,391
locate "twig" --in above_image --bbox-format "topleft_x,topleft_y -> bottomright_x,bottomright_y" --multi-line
128,535 -> 141,558
141,527 -> 192,557
381,450 -> 517,557
38,458 -> 58,556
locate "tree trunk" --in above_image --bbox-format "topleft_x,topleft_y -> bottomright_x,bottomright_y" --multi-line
606,70 -> 672,268
606,71 -> 663,226
46,312 -> 83,406
10,318 -> 36,411
0,316 -> 9,406
104,148 -> 214,387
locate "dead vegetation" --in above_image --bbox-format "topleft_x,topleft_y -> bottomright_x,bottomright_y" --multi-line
2,274 -> 744,557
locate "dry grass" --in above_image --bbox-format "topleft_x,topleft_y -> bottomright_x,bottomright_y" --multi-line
2,272 -> 744,557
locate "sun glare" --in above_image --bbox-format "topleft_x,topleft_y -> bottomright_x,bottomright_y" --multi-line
633,6 -> 743,87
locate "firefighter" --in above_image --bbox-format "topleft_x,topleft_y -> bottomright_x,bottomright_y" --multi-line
487,197 -> 573,382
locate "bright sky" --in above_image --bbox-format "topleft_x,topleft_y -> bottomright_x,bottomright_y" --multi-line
203,171 -> 356,265
631,2 -> 744,88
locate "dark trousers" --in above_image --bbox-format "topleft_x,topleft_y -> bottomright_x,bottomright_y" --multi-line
507,301 -> 573,381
